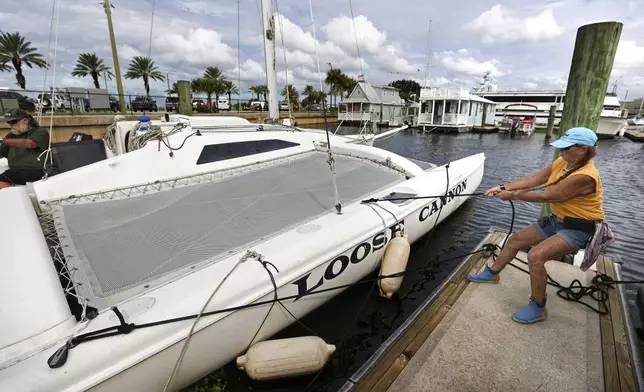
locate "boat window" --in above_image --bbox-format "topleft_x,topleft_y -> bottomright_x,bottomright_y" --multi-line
196,139 -> 300,165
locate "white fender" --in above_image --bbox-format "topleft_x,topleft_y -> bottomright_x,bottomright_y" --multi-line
379,233 -> 411,298
236,336 -> 335,381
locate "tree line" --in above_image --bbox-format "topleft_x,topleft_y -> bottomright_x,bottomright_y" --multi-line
0,30 -> 421,111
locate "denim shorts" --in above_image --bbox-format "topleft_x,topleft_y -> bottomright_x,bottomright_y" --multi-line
532,215 -> 592,251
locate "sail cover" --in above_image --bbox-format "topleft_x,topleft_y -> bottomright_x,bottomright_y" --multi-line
48,151 -> 405,308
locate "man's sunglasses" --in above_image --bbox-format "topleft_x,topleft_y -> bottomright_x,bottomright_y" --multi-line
7,118 -> 22,125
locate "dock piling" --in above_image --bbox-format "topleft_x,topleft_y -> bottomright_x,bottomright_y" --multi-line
543,21 -> 622,218
177,80 -> 193,116
545,105 -> 557,140
558,22 -> 623,137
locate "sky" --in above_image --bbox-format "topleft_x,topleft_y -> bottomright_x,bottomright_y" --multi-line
1,0 -> 644,101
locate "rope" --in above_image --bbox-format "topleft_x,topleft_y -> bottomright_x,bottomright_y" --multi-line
41,0 -> 61,179
494,248 -> 611,315
36,0 -> 57,123
307,0 -> 342,213
348,0 -> 364,75
162,252 -> 248,392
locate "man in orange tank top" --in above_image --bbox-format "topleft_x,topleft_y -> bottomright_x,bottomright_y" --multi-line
468,127 -> 603,324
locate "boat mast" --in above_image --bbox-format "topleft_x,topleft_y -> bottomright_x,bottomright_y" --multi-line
261,0 -> 279,121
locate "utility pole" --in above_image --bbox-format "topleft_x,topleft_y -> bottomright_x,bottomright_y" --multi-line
166,73 -> 170,91
103,0 -> 127,114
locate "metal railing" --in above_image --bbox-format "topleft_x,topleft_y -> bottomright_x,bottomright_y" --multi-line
0,88 -> 313,116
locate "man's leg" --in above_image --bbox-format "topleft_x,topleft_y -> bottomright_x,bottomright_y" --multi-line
468,225 -> 545,283
512,235 -> 575,324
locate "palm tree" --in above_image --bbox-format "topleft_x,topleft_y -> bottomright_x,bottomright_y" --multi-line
124,56 -> 165,96
302,85 -> 316,106
192,77 -> 226,112
325,67 -> 343,108
204,66 -> 223,80
281,84 -> 300,110
249,85 -> 261,101
166,81 -> 179,95
0,31 -> 47,89
223,80 -> 239,111
257,85 -> 269,102
71,52 -> 114,89
339,75 -> 357,98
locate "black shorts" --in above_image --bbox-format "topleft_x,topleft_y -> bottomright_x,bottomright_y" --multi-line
0,168 -> 44,185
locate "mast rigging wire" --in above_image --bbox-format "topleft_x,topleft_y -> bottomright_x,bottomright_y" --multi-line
308,0 -> 342,213
348,0 -> 364,75
42,0 -> 61,178
147,0 -> 155,58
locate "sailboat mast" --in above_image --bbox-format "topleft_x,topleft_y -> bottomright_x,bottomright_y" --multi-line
261,0 -> 279,121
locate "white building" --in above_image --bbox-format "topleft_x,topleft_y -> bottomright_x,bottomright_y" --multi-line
338,78 -> 412,127
480,90 -> 628,138
417,87 -> 497,133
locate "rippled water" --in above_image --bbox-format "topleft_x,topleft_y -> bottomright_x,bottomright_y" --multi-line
192,129 -> 644,392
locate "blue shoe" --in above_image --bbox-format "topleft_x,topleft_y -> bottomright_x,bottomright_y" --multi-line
467,266 -> 500,283
512,299 -> 547,324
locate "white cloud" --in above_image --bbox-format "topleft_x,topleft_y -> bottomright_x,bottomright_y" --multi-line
464,5 -> 564,44
226,59 -> 266,82
378,44 -> 420,75
435,49 -> 506,77
153,28 -> 237,69
322,15 -> 387,55
614,40 -> 644,69
118,45 -> 142,61
179,1 -> 236,17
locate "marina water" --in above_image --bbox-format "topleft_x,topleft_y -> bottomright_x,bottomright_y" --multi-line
188,129 -> 644,392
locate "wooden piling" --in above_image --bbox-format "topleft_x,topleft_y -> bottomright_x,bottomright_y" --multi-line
177,80 -> 193,116
545,105 -> 557,139
558,22 -> 623,137
543,21 -> 622,218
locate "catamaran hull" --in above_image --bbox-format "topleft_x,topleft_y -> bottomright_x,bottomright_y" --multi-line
0,140 -> 483,392
88,160 -> 483,391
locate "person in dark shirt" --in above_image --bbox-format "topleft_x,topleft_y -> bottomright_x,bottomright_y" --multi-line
0,108 -> 50,188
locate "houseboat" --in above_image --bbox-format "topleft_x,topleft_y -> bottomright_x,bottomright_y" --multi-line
417,87 -> 497,133
337,77 -> 412,127
480,91 -> 628,139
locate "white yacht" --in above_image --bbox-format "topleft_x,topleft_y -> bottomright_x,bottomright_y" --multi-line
480,91 -> 628,139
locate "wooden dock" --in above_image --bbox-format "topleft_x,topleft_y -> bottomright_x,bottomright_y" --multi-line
340,230 -> 641,392
624,130 -> 644,142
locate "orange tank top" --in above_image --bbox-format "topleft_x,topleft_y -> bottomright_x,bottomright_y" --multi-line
547,157 -> 604,221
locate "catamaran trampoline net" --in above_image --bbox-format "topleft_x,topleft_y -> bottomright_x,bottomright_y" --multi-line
50,151 -> 405,303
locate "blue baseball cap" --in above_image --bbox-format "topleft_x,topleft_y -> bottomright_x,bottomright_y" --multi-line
550,127 -> 597,149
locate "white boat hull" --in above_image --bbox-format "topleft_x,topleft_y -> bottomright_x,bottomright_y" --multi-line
0,129 -> 484,391
597,116 -> 627,139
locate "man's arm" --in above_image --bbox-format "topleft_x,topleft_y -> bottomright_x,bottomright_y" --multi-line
1,138 -> 37,149
0,142 -> 8,158
501,174 -> 596,203
503,164 -> 553,191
